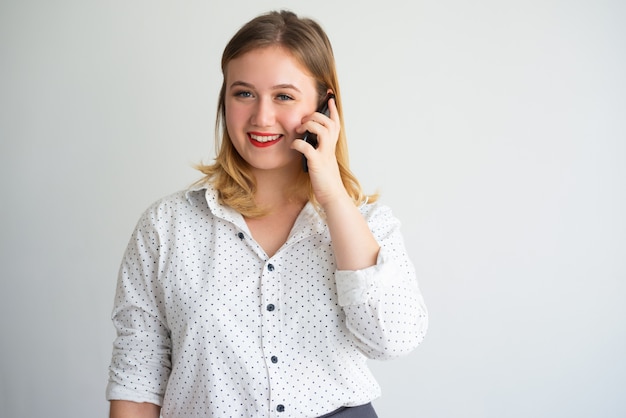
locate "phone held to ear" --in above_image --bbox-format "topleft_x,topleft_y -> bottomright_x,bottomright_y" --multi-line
301,93 -> 335,172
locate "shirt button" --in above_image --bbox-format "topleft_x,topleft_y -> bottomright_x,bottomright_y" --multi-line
277,404 -> 285,412
267,263 -> 275,271
271,356 -> 278,364
237,232 -> 244,240
267,304 -> 275,312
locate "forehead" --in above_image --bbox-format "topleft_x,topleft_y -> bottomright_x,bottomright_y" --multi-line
225,46 -> 314,87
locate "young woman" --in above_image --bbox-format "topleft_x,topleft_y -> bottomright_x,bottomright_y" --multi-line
107,10 -> 428,418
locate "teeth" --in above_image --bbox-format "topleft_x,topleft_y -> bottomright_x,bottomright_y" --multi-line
250,134 -> 281,143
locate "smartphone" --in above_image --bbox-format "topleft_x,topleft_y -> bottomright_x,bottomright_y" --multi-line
301,93 -> 335,172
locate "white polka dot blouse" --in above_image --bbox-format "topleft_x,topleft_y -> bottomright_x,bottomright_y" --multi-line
106,183 -> 428,417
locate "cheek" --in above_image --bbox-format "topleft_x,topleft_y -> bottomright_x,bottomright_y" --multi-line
225,102 -> 242,125
278,111 -> 307,134
224,103 -> 247,138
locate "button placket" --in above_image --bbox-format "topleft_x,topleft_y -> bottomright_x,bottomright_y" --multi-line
261,259 -> 286,416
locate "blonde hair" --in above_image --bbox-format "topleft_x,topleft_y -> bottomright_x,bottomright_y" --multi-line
196,10 -> 377,217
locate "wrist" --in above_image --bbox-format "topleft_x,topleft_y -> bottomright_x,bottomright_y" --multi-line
318,188 -> 352,211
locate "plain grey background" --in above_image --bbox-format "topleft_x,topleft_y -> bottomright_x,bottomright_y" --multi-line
1,0 -> 625,417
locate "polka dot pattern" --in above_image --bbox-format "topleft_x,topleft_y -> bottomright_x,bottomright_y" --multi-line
106,184 -> 428,417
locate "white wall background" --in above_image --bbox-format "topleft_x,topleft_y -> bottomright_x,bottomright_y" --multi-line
1,0 -> 624,417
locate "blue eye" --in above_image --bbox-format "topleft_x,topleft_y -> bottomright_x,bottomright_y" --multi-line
276,94 -> 293,101
234,90 -> 253,98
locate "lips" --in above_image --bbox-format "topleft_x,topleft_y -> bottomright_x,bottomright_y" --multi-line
248,132 -> 283,147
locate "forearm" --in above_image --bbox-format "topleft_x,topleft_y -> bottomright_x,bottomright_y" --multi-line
337,250 -> 428,359
110,400 -> 161,418
323,193 -> 379,271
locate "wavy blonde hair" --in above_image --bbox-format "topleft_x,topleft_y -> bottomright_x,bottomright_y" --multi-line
196,10 -> 377,217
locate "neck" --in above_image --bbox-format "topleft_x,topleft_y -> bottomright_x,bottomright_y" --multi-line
251,166 -> 307,211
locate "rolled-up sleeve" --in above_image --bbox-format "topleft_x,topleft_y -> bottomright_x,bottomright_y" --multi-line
106,211 -> 171,405
335,204 -> 428,360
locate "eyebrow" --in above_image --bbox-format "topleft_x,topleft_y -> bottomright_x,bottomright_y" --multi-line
229,81 -> 302,93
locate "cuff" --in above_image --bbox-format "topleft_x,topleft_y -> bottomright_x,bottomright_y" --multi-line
335,249 -> 394,306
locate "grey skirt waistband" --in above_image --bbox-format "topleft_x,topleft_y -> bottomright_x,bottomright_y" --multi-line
318,402 -> 378,418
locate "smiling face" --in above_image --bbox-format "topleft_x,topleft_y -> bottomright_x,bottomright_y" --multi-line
224,46 -> 319,174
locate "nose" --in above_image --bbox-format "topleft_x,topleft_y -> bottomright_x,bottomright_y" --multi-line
251,97 -> 275,127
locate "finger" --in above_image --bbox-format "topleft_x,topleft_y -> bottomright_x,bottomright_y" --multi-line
299,113 -> 329,131
296,119 -> 328,140
327,96 -> 339,122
